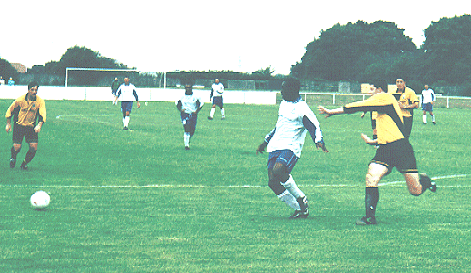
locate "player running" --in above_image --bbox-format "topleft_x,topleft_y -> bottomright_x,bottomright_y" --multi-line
114,77 -> 140,130
176,83 -> 204,150
5,82 -> 46,170
257,77 -> 328,219
421,85 -> 436,124
318,79 -> 436,225
208,79 -> 225,120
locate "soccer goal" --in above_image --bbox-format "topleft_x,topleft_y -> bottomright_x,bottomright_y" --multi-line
64,67 -> 138,87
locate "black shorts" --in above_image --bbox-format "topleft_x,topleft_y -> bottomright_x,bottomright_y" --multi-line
371,138 -> 417,174
12,124 -> 38,144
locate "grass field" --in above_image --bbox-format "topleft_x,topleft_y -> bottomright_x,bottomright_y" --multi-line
0,99 -> 470,272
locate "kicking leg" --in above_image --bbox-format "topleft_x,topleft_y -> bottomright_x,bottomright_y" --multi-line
404,172 -> 436,196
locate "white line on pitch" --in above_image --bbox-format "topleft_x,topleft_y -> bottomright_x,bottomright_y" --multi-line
378,174 -> 468,187
0,174 -> 467,189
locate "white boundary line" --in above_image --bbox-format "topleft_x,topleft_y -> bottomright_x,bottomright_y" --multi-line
0,174 -> 468,189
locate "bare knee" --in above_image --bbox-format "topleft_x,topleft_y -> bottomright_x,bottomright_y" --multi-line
366,172 -> 381,187
366,163 -> 388,187
272,163 -> 289,183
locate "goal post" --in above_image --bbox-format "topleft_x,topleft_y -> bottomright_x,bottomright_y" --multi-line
65,67 -> 138,87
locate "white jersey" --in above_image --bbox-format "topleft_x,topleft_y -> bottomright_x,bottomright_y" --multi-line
176,94 -> 203,114
421,88 -> 435,104
211,82 -> 224,96
266,98 -> 323,158
116,83 -> 138,101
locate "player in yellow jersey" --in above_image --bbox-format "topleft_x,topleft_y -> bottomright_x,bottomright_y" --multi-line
318,79 -> 436,225
388,78 -> 419,138
5,82 -> 46,170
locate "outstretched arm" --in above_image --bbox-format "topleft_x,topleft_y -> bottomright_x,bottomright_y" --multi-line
318,106 -> 345,117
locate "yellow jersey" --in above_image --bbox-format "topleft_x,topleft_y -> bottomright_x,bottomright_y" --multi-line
344,93 -> 404,144
388,87 -> 418,117
5,94 -> 46,127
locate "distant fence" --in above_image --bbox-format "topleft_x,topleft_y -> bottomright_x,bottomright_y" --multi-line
2,85 -> 470,108
0,85 -> 277,105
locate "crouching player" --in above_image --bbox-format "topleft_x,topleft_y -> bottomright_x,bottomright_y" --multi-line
176,84 -> 204,150
257,78 -> 328,218
318,80 -> 436,225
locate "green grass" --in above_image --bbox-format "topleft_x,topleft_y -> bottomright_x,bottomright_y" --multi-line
0,100 -> 470,272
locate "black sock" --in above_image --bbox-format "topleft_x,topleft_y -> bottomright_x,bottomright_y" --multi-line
11,147 -> 20,159
365,187 -> 379,218
24,149 -> 37,164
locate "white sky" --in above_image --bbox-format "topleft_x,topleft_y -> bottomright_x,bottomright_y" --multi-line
1,0 -> 470,75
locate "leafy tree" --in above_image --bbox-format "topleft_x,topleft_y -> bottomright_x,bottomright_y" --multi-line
422,15 -> 471,85
0,58 -> 18,83
54,46 -> 129,86
291,20 -> 417,82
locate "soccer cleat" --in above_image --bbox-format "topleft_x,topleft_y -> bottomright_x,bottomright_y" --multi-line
420,173 -> 436,193
207,116 -> 213,120
289,210 -> 309,219
297,196 -> 309,216
185,146 -> 190,150
10,158 -> 16,168
123,126 -> 129,130
433,121 -> 436,125
20,161 -> 28,170
356,216 -> 377,225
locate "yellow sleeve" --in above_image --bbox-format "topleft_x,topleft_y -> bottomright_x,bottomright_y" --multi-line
5,100 -> 17,119
406,88 -> 419,103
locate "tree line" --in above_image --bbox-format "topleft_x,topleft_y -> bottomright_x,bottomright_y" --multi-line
291,15 -> 471,96
1,14 -> 470,95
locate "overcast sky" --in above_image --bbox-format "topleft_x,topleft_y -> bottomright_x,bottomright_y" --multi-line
1,0 -> 469,75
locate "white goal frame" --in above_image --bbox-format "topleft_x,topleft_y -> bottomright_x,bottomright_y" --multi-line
65,67 -> 138,87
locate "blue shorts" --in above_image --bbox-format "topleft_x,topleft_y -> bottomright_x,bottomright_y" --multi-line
212,96 -> 223,108
181,112 -> 198,132
267,150 -> 299,173
422,102 -> 433,112
121,101 -> 134,113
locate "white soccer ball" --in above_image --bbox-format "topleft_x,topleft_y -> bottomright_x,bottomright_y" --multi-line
30,191 -> 50,209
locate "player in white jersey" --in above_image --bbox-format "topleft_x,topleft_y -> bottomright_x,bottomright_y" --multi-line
421,85 -> 436,124
208,79 -> 225,120
114,77 -> 140,130
256,78 -> 328,218
176,84 -> 204,150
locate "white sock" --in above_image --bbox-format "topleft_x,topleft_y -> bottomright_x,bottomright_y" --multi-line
221,108 -> 225,118
432,115 -> 435,122
124,116 -> 130,127
423,115 -> 427,124
210,108 -> 215,118
277,190 -> 300,210
184,132 -> 190,147
281,174 -> 304,199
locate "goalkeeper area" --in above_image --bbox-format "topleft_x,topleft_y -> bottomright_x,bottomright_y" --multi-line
0,99 -> 470,272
